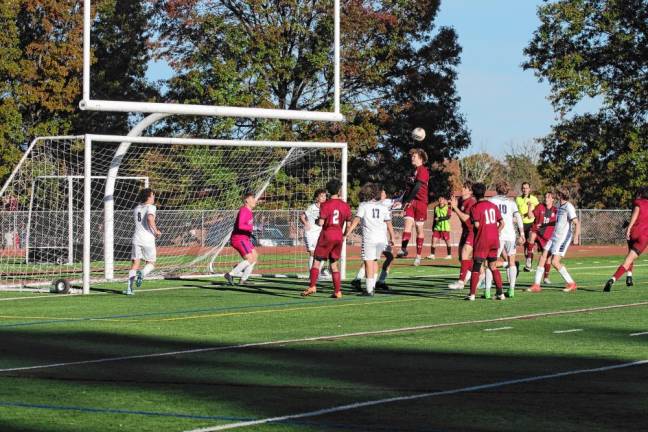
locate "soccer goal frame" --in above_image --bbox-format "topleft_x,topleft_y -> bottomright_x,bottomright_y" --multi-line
88,134 -> 348,295
80,0 -> 344,122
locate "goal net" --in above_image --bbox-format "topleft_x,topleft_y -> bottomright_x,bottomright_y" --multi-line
0,135 -> 346,292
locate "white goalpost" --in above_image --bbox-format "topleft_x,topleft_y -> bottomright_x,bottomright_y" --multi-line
0,135 -> 347,294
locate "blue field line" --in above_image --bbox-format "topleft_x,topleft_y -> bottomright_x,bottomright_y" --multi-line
0,400 -> 251,422
0,296 -> 395,329
0,400 -> 437,431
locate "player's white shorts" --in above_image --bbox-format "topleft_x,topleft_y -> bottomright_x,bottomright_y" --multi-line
362,241 -> 387,261
132,242 -> 157,262
304,230 -> 321,252
498,239 -> 517,257
547,231 -> 573,257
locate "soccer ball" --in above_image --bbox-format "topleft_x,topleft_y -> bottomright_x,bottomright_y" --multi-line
411,127 -> 426,142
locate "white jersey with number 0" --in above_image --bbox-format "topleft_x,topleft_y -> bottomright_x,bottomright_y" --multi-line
303,203 -> 322,234
357,200 -> 391,244
552,201 -> 577,241
132,204 -> 157,246
489,195 -> 519,242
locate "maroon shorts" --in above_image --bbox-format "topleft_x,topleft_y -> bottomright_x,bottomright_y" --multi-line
314,235 -> 343,261
629,234 -> 648,256
433,231 -> 450,241
473,240 -> 500,260
459,229 -> 474,249
535,235 -> 549,252
231,236 -> 254,258
404,200 -> 428,222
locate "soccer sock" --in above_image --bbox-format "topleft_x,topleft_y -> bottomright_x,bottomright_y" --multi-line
128,270 -> 136,289
628,263 -> 634,276
507,265 -> 517,289
378,269 -> 388,283
526,243 -> 534,260
355,266 -> 365,281
469,271 -> 480,296
464,268 -> 472,283
309,267 -> 320,287
534,266 -> 544,285
332,271 -> 341,294
142,263 -> 155,278
459,260 -> 472,281
492,268 -> 504,294
241,262 -> 256,281
558,266 -> 574,284
366,277 -> 376,294
230,260 -> 249,277
611,265 -> 627,281
430,246 -> 436,256
416,237 -> 424,256
401,232 -> 411,251
446,245 -> 452,256
485,269 -> 493,290
382,251 -> 393,270
544,262 -> 551,277
308,255 -> 314,270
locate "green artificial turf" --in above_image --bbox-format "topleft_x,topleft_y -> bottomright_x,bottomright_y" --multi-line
1,255 -> 647,431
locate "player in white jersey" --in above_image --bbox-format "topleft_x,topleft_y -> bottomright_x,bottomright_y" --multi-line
300,189 -> 327,272
346,183 -> 396,295
487,182 -> 525,297
528,187 -> 580,293
126,188 -> 161,295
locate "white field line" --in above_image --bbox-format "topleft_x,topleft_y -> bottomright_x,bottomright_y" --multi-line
630,331 -> 648,337
483,326 -> 513,332
186,359 -> 648,431
2,301 -> 648,374
553,329 -> 583,334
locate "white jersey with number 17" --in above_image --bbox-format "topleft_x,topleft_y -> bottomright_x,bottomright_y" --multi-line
356,200 -> 391,244
133,204 -> 157,246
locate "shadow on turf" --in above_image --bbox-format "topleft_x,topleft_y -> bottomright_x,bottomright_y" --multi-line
0,326 -> 646,432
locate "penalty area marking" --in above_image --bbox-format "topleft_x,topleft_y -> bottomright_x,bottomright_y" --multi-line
630,331 -> 648,337
483,326 -> 513,332
185,359 -> 648,431
553,329 -> 583,334
2,301 -> 648,374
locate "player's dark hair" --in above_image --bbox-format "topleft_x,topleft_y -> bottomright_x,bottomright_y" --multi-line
495,181 -> 510,195
138,188 -> 154,204
409,148 -> 428,164
359,183 -> 376,202
312,188 -> 327,200
636,186 -> 648,200
243,191 -> 255,200
472,182 -> 486,200
326,179 -> 342,196
462,180 -> 473,190
555,187 -> 570,200
521,182 -> 531,188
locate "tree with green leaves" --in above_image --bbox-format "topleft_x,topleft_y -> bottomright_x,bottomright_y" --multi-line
153,0 -> 470,197
524,0 -> 647,207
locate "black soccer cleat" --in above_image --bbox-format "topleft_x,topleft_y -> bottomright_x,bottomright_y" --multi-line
626,276 -> 634,287
350,279 -> 362,292
603,279 -> 614,293
376,281 -> 390,291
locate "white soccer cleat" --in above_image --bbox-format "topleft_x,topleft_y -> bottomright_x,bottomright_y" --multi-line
464,294 -> 475,301
413,256 -> 421,266
426,254 -> 435,260
543,277 -> 552,284
494,293 -> 506,301
448,281 -> 465,290
444,255 -> 452,260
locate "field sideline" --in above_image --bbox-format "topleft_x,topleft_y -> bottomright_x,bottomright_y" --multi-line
1,254 -> 647,431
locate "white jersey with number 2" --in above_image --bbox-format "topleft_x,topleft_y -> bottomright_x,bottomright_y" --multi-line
132,204 -> 157,246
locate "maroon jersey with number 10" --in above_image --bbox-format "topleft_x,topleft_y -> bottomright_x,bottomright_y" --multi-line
319,198 -> 352,241
470,200 -> 502,259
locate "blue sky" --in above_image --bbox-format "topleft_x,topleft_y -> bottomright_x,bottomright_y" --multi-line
147,1 -> 596,157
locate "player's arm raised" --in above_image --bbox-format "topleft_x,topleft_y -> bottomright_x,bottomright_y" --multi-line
450,196 -> 470,223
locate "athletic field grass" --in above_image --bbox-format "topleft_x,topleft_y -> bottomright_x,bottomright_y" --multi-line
1,254 -> 647,431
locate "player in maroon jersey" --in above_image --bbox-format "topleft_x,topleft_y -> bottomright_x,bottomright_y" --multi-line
604,186 -> 648,292
396,148 -> 430,266
466,182 -> 505,301
301,179 -> 352,299
448,181 -> 477,290
529,191 -> 558,284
